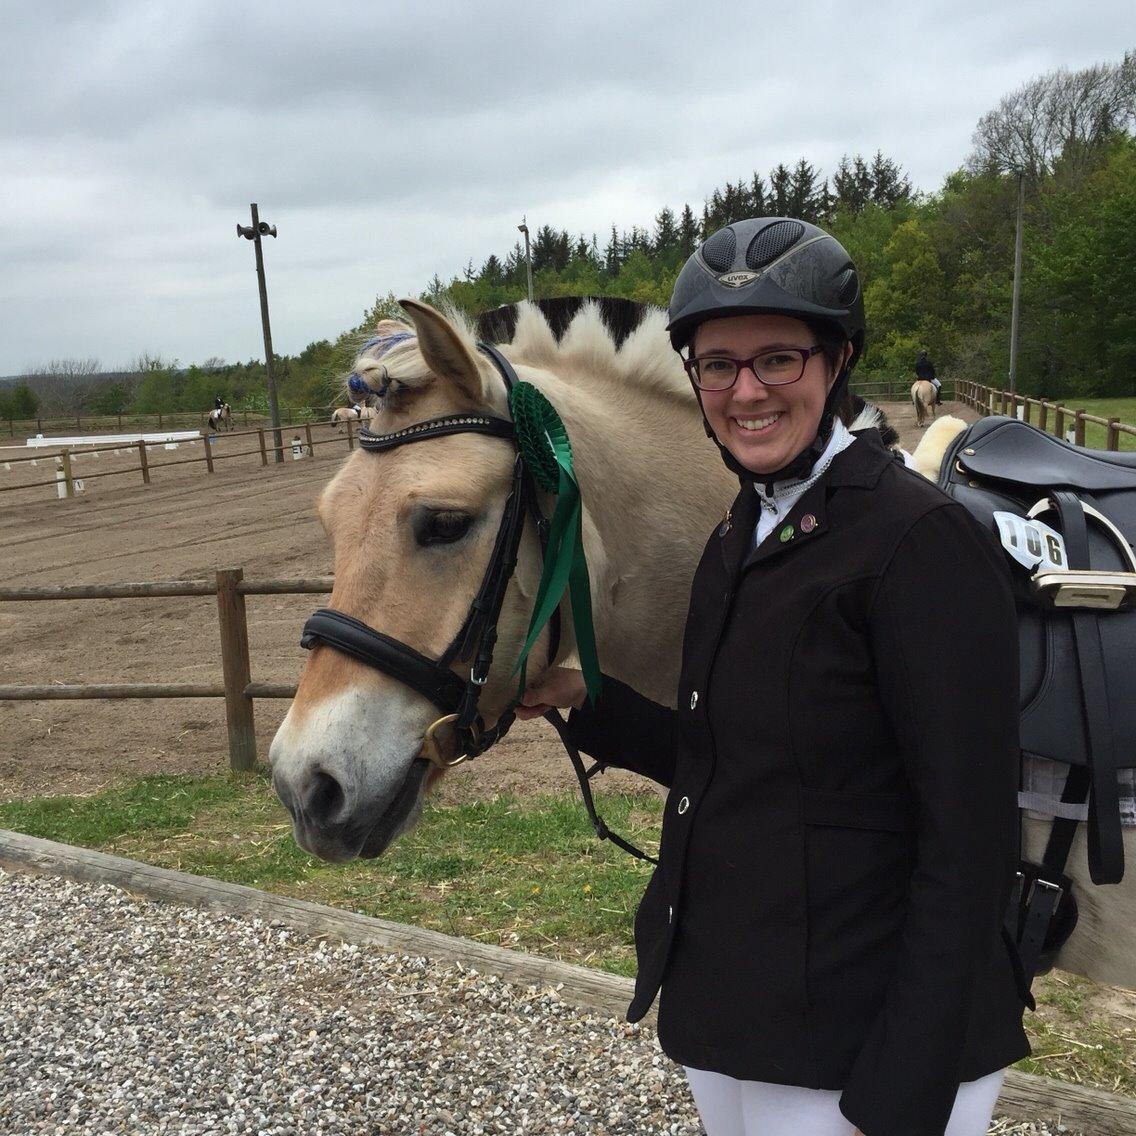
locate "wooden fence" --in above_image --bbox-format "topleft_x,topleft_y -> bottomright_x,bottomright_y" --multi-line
0,570 -> 332,769
956,380 -> 1136,451
0,419 -> 360,500
2,405 -> 338,438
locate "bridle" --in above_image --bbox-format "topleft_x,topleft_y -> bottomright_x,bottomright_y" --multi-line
299,340 -> 657,865
300,343 -> 560,769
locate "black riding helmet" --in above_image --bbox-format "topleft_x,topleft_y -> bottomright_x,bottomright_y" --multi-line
667,217 -> 865,485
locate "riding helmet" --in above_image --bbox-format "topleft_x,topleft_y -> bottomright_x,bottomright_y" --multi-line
667,217 -> 866,484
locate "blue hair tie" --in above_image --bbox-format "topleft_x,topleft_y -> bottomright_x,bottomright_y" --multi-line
349,331 -> 413,399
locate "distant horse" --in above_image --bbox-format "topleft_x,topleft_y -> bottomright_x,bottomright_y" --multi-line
910,379 -> 937,428
208,404 -> 232,432
331,405 -> 375,432
331,406 -> 360,432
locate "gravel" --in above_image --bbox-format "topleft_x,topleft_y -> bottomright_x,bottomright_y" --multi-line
0,868 -> 1081,1135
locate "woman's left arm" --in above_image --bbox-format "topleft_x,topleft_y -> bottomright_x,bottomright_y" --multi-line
838,503 -> 1021,1136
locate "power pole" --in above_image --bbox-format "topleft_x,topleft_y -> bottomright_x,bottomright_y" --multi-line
237,204 -> 283,462
518,216 -> 534,302
1008,172 -> 1025,398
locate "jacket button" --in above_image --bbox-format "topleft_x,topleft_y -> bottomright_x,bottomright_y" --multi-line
668,905 -> 674,924
677,795 -> 690,815
689,690 -> 699,710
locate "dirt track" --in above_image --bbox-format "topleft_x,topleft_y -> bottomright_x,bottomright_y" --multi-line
0,400 -> 976,804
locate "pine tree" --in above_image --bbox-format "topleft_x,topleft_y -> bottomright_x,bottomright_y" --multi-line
869,151 -> 913,207
653,206 -> 679,256
678,205 -> 699,256
768,163 -> 792,215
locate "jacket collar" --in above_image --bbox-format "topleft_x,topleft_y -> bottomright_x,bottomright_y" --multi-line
718,430 -> 896,575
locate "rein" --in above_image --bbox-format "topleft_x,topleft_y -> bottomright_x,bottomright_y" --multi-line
298,342 -> 656,865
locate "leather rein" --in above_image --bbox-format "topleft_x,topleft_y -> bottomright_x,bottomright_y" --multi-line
300,342 -> 559,769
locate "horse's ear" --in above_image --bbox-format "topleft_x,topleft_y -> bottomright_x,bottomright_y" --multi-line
398,299 -> 485,404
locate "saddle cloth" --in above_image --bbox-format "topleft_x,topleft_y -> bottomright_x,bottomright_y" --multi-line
937,416 -> 1136,874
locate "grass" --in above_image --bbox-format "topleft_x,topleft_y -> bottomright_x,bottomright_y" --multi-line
2,770 -> 1134,1096
1007,395 -> 1136,452
0,770 -> 659,978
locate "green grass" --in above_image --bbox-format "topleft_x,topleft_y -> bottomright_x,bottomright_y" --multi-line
0,770 -> 659,977
1003,395 -> 1136,451
3,771 -> 1135,1095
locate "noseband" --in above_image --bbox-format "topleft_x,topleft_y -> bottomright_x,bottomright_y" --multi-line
300,343 -> 560,769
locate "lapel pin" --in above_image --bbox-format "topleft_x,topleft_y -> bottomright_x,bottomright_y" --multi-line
801,514 -> 817,533
779,523 -> 795,543
718,508 -> 732,537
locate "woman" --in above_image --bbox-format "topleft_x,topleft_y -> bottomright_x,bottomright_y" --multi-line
518,218 -> 1031,1136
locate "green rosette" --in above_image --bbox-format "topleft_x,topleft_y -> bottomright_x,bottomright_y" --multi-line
509,381 -> 602,704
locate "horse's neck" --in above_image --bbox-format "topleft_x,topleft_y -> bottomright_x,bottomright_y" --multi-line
535,370 -> 735,707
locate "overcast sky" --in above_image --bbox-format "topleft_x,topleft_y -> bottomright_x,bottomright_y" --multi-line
1,1 -> 1131,376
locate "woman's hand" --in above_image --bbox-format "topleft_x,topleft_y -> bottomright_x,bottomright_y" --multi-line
515,666 -> 588,720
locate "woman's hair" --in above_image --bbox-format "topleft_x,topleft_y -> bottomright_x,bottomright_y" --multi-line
805,317 -> 851,379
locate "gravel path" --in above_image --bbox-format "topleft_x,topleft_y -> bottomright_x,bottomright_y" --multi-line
0,869 -> 1080,1136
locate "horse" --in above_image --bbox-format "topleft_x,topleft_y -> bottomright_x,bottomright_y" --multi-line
269,299 -> 1136,991
911,379 -> 937,428
208,403 -> 232,432
270,298 -> 889,848
329,404 -> 358,429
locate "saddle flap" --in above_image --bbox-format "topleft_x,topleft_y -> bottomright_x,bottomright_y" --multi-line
951,416 -> 1136,493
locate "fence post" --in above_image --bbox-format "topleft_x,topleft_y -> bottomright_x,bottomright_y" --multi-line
60,448 -> 75,498
304,423 -> 314,455
346,419 -> 355,451
204,435 -> 215,473
215,568 -> 256,772
158,412 -> 163,429
117,413 -> 122,429
1055,406 -> 1065,438
1107,418 -> 1121,451
1074,410 -> 1086,447
258,428 -> 268,466
1038,401 -> 1048,432
137,440 -> 150,485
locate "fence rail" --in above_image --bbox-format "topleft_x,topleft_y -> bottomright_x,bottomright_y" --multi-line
0,570 -> 334,769
2,405 -> 343,438
956,380 -> 1136,451
0,419 -> 358,499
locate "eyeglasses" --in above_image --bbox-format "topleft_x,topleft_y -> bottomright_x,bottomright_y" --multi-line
683,345 -> 824,391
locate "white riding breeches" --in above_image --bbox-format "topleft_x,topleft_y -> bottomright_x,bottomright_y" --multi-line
684,1066 -> 1006,1136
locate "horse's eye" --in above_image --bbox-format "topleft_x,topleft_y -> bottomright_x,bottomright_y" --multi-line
415,510 -> 473,546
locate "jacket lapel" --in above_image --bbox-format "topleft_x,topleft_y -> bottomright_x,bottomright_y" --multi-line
740,431 -> 896,572
718,481 -> 760,580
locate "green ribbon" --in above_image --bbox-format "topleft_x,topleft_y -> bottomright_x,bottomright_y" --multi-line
509,381 -> 602,705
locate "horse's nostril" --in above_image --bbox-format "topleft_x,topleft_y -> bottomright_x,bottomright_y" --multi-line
304,770 -> 347,823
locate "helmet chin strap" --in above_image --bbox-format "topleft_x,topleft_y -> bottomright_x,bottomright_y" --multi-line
694,366 -> 852,492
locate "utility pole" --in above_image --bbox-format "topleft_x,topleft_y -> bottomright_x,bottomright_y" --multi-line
1008,172 -> 1025,398
518,216 -> 534,302
236,204 -> 283,462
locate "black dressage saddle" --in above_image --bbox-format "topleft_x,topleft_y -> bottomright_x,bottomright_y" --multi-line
937,415 -> 1136,986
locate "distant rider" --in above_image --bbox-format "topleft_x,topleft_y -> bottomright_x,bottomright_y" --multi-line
916,351 -> 941,405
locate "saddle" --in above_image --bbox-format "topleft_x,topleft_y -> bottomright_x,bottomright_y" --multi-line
937,415 -> 1136,986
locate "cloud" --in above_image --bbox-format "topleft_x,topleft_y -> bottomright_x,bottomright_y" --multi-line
1,0 -> 1131,372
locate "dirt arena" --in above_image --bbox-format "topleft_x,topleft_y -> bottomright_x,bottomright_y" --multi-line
0,399 -> 976,805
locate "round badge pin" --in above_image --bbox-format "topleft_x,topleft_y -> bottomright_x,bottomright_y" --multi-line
801,514 -> 817,533
778,524 -> 795,543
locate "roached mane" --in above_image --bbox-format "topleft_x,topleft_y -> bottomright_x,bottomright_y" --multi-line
348,297 -> 691,404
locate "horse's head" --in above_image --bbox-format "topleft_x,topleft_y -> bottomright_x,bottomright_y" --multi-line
269,301 -> 549,862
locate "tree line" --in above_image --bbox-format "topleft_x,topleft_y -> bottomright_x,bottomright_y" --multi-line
8,49 -> 1133,422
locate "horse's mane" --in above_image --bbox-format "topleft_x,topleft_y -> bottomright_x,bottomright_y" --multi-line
353,296 -> 689,403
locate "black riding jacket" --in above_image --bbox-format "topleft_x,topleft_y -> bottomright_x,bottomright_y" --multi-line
567,430 -> 1029,1136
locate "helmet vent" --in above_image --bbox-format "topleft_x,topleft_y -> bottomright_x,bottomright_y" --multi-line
701,227 -> 737,273
836,267 -> 860,305
745,220 -> 805,271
